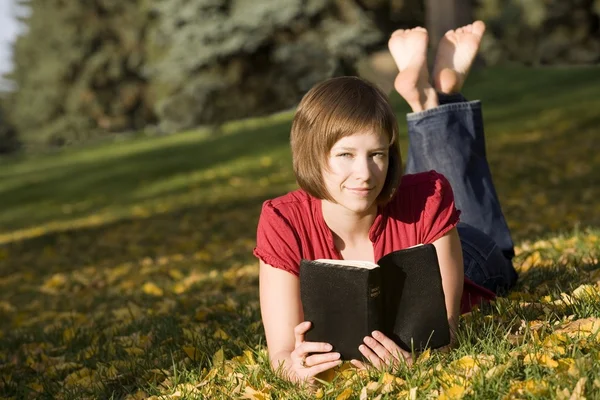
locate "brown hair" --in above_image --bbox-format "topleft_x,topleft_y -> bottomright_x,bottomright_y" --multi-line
290,76 -> 402,205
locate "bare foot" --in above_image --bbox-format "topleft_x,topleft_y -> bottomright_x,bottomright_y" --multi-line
432,20 -> 486,94
388,27 -> 438,112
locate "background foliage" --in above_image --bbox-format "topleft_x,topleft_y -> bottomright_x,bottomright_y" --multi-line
1,0 -> 599,151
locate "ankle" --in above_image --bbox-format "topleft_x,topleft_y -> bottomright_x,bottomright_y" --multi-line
434,68 -> 463,94
407,87 -> 439,112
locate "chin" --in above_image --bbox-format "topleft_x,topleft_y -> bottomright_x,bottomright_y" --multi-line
341,199 -> 377,214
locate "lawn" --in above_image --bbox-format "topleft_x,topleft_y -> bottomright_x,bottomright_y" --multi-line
0,66 -> 599,399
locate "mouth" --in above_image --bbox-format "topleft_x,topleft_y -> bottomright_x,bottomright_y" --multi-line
346,187 -> 373,196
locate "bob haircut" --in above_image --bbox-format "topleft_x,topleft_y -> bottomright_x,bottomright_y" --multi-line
290,76 -> 402,205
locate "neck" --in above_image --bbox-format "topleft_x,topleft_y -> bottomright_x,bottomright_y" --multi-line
321,200 -> 378,247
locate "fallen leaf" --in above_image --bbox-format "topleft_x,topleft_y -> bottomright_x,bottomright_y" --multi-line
336,387 -> 353,400
142,282 -> 164,297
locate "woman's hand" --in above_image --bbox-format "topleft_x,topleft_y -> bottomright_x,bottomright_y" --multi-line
351,331 -> 412,371
289,321 -> 342,382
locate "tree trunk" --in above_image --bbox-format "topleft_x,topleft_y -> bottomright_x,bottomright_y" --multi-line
425,0 -> 473,46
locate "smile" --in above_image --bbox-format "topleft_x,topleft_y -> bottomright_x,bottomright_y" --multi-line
346,188 -> 373,195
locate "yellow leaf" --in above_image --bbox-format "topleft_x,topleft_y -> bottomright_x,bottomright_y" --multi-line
485,363 -> 509,379
417,348 -> 431,363
538,354 -> 558,368
63,328 -> 76,343
315,388 -> 324,399
242,385 -> 268,400
571,284 -> 597,299
212,347 -> 225,366
142,282 -> 164,297
570,377 -> 587,400
173,283 -> 187,294
124,390 -> 148,400
410,387 -> 418,400
169,269 -> 184,280
366,381 -> 382,393
523,353 -> 558,368
183,346 -> 201,361
28,382 -> 43,393
520,251 -> 541,273
505,379 -> 548,399
439,385 -> 466,400
382,372 -> 395,385
52,362 -> 81,373
81,346 -> 98,359
64,367 -> 96,388
124,347 -> 144,356
0,301 -> 15,313
556,317 -> 600,338
336,388 -> 353,400
556,387 -> 571,400
213,328 -> 229,340
243,350 -> 256,365
104,365 -> 119,379
360,387 -> 368,400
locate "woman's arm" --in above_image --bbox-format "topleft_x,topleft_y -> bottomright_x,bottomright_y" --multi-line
259,260 -> 342,381
432,227 -> 464,341
259,261 -> 302,369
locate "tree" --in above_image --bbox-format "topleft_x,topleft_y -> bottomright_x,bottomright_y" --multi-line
6,0 -> 153,149
425,0 -> 474,46
0,102 -> 20,154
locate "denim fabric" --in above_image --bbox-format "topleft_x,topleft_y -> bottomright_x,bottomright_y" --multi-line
404,93 -> 518,295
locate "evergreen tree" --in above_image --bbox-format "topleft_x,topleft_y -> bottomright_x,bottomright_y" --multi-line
6,0 -> 153,149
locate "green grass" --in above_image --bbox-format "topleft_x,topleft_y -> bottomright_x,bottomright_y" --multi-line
0,66 -> 599,399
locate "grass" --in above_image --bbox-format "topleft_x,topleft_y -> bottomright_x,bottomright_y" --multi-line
0,66 -> 599,399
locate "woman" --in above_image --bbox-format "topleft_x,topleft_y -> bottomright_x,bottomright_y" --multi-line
253,21 -> 518,383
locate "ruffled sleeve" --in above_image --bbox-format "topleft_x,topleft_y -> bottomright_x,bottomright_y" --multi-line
253,201 -> 302,276
420,171 -> 461,243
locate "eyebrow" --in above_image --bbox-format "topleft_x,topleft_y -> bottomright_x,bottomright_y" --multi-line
332,146 -> 388,151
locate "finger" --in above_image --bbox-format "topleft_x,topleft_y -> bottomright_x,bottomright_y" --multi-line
359,344 -> 383,369
350,359 -> 367,370
297,341 -> 333,355
372,331 -> 409,362
305,352 -> 340,367
294,321 -> 311,348
364,336 -> 392,363
306,360 -> 342,377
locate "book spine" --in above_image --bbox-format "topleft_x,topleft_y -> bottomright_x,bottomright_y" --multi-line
367,268 -> 384,334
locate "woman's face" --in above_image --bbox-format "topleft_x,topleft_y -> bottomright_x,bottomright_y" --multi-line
323,131 -> 389,214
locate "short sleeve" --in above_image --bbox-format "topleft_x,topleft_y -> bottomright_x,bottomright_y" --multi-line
421,172 -> 461,243
253,201 -> 302,276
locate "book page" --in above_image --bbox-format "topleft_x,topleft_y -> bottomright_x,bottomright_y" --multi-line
314,259 -> 379,269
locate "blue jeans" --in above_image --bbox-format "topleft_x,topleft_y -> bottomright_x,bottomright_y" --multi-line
404,93 -> 518,295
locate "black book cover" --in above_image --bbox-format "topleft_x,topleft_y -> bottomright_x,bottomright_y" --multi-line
300,244 -> 450,361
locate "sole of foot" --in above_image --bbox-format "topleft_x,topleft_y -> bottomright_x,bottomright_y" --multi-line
432,20 -> 486,94
388,27 -> 436,110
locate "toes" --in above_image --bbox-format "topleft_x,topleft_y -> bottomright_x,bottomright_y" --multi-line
472,20 -> 486,36
391,29 -> 405,38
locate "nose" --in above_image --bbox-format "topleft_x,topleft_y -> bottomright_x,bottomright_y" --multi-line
353,156 -> 373,181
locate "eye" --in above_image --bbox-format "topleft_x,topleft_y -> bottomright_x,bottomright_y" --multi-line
371,152 -> 387,159
337,152 -> 353,158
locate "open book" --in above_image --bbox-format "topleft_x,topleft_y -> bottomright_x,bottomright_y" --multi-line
300,244 -> 450,360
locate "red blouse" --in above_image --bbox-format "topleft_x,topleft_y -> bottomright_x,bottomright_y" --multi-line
254,170 -> 495,313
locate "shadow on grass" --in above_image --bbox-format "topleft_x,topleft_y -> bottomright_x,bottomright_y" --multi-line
0,119 -> 292,231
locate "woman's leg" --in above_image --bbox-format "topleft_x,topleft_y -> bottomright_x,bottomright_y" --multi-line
404,93 -> 518,294
388,21 -> 517,294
